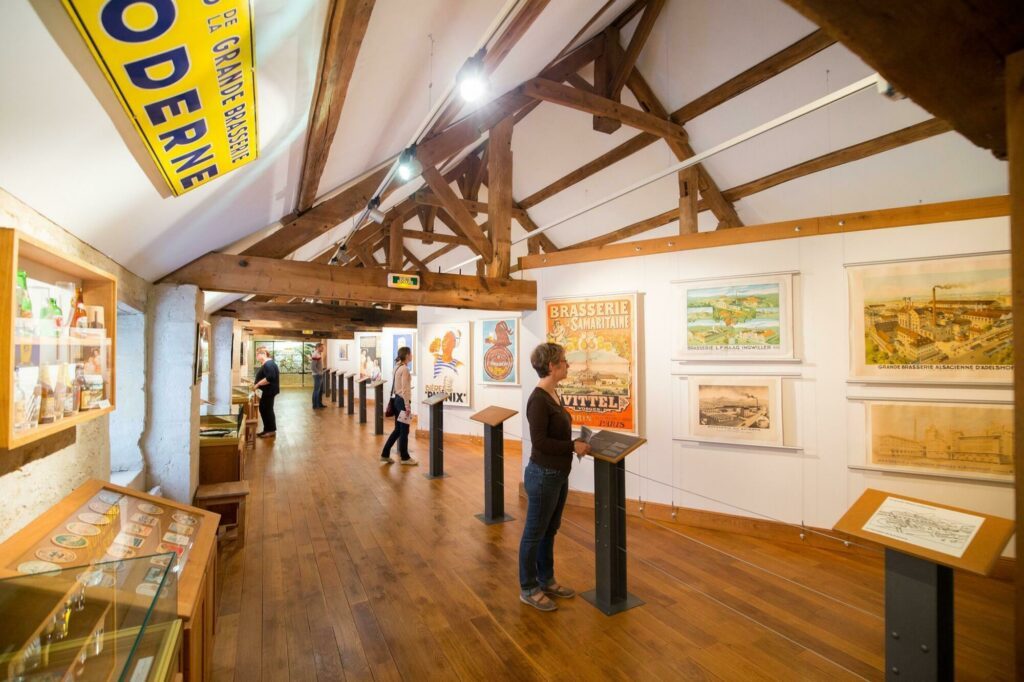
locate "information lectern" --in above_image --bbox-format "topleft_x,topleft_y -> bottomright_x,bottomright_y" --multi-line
345,373 -> 355,414
422,392 -> 447,479
580,430 -> 646,616
331,370 -> 338,404
834,489 -> 1012,681
358,377 -> 370,423
371,380 -> 386,435
469,406 -> 518,525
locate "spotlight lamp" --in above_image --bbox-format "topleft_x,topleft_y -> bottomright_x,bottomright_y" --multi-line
457,54 -> 488,103
367,196 -> 386,224
396,144 -> 422,182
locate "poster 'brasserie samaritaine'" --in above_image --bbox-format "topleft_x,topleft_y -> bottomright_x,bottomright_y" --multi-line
546,293 -> 640,435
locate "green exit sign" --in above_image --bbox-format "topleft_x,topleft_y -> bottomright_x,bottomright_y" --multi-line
388,273 -> 420,290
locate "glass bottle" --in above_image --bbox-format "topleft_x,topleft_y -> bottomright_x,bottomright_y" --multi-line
38,297 -> 60,338
70,286 -> 88,330
38,373 -> 56,424
15,270 -> 32,336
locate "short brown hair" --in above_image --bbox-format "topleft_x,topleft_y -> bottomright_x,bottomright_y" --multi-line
531,342 -> 565,378
255,346 -> 272,358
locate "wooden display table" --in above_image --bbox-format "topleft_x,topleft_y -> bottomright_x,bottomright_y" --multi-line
371,380 -> 386,435
835,489 -> 1013,681
194,480 -> 250,542
0,479 -> 220,682
580,430 -> 646,616
422,392 -> 447,479
469,406 -> 518,524
198,410 -> 244,484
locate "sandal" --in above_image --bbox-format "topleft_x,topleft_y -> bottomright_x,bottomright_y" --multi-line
520,590 -> 557,612
542,582 -> 576,599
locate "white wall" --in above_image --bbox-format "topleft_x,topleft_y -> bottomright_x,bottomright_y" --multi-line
109,303 -> 145,476
208,316 -> 234,414
416,309 -> 524,439
521,217 -> 1015,552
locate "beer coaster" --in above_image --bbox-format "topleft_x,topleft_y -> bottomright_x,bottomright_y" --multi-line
113,533 -> 146,549
78,570 -> 116,588
18,560 -> 60,575
97,491 -> 123,505
130,513 -> 159,526
136,502 -> 164,515
122,523 -> 152,537
167,523 -> 194,536
143,566 -> 165,584
135,582 -> 158,597
171,512 -> 198,526
78,512 -> 110,526
36,547 -> 76,563
162,532 -> 190,546
150,554 -> 172,568
51,534 -> 88,549
156,542 -> 184,557
105,545 -> 136,560
66,522 -> 100,537
88,501 -> 112,515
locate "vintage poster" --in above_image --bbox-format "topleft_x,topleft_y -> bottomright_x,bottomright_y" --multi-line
862,496 -> 985,559
337,342 -> 349,361
481,318 -> 519,385
865,401 -> 1013,482
545,293 -> 640,435
358,334 -> 382,381
687,375 -> 783,446
422,323 -> 471,407
848,253 -> 1012,383
674,273 -> 794,360
391,332 -> 415,375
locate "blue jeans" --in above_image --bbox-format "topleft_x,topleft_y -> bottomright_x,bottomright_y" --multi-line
380,395 -> 410,460
518,460 -> 569,595
312,373 -> 325,407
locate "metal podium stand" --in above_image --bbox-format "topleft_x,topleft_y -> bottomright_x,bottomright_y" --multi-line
345,373 -> 355,414
579,430 -> 646,616
422,392 -> 447,479
358,377 -> 370,423
371,380 -> 386,435
469,406 -> 518,525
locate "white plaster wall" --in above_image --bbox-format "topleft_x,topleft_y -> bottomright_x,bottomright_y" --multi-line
109,305 -> 145,474
209,316 -> 234,414
230,323 -> 249,385
521,217 -> 1015,553
416,309 -> 524,439
326,338 -> 358,377
142,284 -> 201,504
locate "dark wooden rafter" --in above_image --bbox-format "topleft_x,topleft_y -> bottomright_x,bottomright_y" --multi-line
678,167 -> 699,234
607,0 -> 664,100
221,301 -> 416,327
487,116 -> 514,278
421,166 -> 494,263
403,247 -> 428,272
592,26 -> 622,133
296,0 -> 376,212
781,0 -> 1023,158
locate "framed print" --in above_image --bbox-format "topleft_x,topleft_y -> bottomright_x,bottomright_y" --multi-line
546,293 -> 640,435
848,253 -> 1011,383
391,332 -> 415,375
337,342 -> 349,361
481,318 -> 519,385
358,334 -> 382,381
855,399 -> 1013,483
422,322 -> 471,406
687,375 -> 783,446
673,273 -> 794,361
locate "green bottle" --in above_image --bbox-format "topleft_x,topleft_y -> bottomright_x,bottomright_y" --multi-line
15,271 -> 32,333
39,297 -> 62,338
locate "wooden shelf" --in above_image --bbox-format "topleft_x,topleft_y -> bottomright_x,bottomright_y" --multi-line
14,336 -> 110,346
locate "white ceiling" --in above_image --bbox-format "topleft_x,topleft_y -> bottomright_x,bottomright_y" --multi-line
0,0 -> 1008,284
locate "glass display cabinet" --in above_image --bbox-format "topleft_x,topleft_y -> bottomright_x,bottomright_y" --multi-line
0,228 -> 117,449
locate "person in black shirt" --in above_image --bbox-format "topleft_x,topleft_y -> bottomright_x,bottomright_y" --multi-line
518,342 -> 591,612
254,346 -> 280,437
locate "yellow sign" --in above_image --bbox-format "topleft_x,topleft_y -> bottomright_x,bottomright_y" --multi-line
62,0 -> 258,195
388,273 -> 421,290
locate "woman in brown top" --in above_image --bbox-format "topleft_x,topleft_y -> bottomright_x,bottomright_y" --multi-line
380,346 -> 417,465
518,343 -> 591,612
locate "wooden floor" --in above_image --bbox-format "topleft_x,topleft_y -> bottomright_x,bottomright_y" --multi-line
211,389 -> 1013,681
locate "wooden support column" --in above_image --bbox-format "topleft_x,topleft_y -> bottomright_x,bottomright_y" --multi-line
388,214 -> 403,271
1007,48 -> 1024,679
678,167 -> 699,234
487,117 -> 514,278
417,205 -> 436,244
593,27 -> 622,133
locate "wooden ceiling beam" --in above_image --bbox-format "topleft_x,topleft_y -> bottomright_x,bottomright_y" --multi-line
781,0 -> 1022,158
296,0 -> 376,212
678,167 -> 699,235
246,327 -> 353,340
592,27 -> 622,134
221,301 -> 417,327
414,191 -> 533,223
417,205 -> 437,244
487,116 -> 514,278
608,0 -> 664,100
403,247 -> 428,272
401,228 -> 469,247
164,252 -> 537,310
421,166 -> 494,263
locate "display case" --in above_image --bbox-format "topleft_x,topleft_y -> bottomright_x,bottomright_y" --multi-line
199,408 -> 244,484
0,556 -> 181,681
0,481 -> 219,681
0,228 -> 117,450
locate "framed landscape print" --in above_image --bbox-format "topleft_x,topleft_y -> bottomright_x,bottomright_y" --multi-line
422,322 -> 471,406
391,331 -> 415,375
848,253 -> 1012,383
545,293 -> 640,435
673,273 -> 794,361
481,318 -> 519,385
857,400 -> 1013,483
687,375 -> 783,447
358,334 -> 382,381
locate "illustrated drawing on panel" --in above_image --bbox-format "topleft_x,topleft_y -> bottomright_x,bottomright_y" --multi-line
687,375 -> 783,447
422,323 -> 471,406
848,253 -> 1012,382
481,318 -> 519,385
546,293 -> 640,435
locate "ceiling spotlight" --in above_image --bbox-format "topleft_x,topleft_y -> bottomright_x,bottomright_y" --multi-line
396,145 -> 422,182
457,55 -> 488,103
367,196 -> 386,224
329,244 -> 352,266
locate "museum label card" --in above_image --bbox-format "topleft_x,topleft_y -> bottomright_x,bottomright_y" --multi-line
862,496 -> 985,558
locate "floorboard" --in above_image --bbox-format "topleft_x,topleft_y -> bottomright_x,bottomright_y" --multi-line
209,389 -> 1013,681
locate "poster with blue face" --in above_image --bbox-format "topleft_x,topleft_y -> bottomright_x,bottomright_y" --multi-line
391,332 -> 415,375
